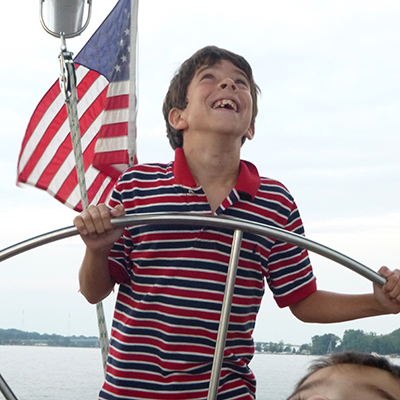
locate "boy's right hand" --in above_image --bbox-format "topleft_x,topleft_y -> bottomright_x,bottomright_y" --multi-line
73,204 -> 125,253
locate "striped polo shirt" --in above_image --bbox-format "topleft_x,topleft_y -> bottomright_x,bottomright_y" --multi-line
100,148 -> 316,400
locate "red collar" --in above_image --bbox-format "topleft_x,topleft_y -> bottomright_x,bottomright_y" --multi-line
172,148 -> 260,200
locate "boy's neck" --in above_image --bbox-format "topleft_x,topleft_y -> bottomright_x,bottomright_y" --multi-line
183,137 -> 241,185
182,138 -> 241,213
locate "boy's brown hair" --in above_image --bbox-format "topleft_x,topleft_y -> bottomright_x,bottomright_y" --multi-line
287,351 -> 400,399
162,46 -> 261,150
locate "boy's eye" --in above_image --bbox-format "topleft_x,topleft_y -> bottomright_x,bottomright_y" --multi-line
235,78 -> 249,87
201,73 -> 214,80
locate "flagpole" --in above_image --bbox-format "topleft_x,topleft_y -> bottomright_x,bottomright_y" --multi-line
59,36 -> 109,376
128,0 -> 139,166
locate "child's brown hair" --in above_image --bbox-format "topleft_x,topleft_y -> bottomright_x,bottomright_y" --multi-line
162,46 -> 260,149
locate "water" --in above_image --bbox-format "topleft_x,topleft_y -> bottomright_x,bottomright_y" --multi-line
0,346 -> 104,399
0,346 -> 316,399
250,353 -> 316,398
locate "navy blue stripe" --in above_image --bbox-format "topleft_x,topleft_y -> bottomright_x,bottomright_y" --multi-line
269,270 -> 314,296
269,256 -> 310,278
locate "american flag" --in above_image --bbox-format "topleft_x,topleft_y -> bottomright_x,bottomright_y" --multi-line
17,0 -> 137,211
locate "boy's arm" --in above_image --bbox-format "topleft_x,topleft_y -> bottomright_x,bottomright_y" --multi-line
290,267 -> 400,323
74,204 -> 125,304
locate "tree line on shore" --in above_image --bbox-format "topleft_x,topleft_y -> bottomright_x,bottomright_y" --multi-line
256,328 -> 400,356
2,327 -> 400,355
0,328 -> 99,348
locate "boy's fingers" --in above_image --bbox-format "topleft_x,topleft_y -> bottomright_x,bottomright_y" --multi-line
81,206 -> 101,236
73,215 -> 88,235
378,266 -> 393,278
382,269 -> 400,301
73,203 -> 125,244
96,204 -> 114,232
90,204 -> 117,236
111,204 -> 126,217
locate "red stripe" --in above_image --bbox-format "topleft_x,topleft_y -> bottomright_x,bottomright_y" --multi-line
53,117 -> 114,211
18,80 -> 61,151
76,67 -> 102,99
18,103 -> 68,183
53,134 -> 98,206
35,133 -> 73,190
17,68 -> 134,211
96,178 -> 116,204
35,77 -> 108,190
94,149 -> 129,164
96,121 -> 128,138
18,66 -> 99,184
86,172 -> 111,204
105,94 -> 129,110
53,169 -> 78,208
93,150 -> 129,180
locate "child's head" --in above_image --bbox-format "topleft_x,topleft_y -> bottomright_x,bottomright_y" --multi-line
286,351 -> 400,400
163,46 -> 260,150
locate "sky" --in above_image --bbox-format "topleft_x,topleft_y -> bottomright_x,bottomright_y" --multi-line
0,0 -> 399,346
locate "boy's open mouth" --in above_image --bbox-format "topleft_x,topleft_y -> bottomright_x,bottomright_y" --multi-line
212,99 -> 238,112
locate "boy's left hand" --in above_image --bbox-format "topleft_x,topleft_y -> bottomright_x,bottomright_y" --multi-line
374,266 -> 400,314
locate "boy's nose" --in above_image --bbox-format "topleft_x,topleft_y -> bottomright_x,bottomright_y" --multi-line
219,78 -> 237,91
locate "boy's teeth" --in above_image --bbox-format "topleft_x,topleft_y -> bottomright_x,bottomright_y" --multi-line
213,99 -> 237,111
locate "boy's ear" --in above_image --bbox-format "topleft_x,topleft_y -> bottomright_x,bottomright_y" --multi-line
244,122 -> 255,141
169,108 -> 188,131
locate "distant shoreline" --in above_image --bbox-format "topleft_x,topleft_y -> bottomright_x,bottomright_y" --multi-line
0,328 -> 100,348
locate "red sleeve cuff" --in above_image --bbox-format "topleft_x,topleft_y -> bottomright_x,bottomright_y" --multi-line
109,259 -> 130,284
274,278 -> 317,308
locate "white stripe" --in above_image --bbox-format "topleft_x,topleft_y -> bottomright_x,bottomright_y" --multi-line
107,80 -> 129,97
47,110 -> 105,195
18,66 -> 91,173
95,136 -> 128,153
27,73 -> 108,185
44,151 -> 76,201
101,108 -> 129,125
90,174 -> 113,206
26,118 -> 71,186
66,165 -> 107,208
18,91 -> 65,173
109,163 -> 128,173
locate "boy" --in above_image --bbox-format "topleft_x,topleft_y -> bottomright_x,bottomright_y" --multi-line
74,46 -> 400,400
286,351 -> 400,400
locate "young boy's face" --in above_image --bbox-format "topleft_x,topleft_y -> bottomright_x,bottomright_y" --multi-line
287,363 -> 400,400
170,59 -> 255,144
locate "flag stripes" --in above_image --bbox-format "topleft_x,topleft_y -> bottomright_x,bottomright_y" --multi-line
17,0 -> 136,211
17,65 -> 113,210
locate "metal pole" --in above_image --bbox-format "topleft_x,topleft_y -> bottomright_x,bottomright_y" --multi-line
207,229 -> 244,400
0,213 -> 389,398
127,0 -> 138,166
0,374 -> 18,400
0,214 -> 386,287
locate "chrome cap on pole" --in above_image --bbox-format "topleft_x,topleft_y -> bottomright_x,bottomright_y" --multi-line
39,0 -> 92,38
